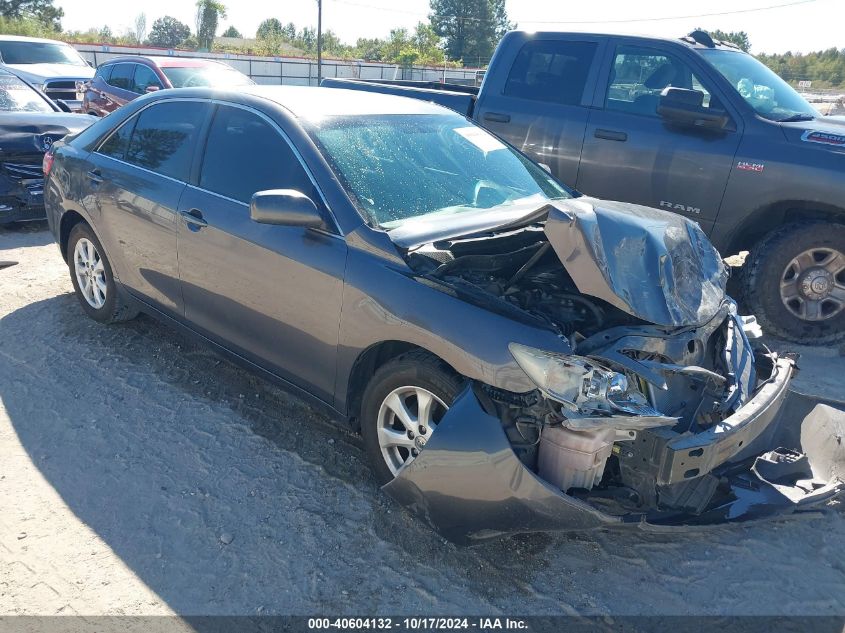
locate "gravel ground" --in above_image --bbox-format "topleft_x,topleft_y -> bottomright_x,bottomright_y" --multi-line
1,223 -> 845,618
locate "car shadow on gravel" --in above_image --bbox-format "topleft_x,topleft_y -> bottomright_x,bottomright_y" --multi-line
4,292 -> 845,616
0,293 -> 588,614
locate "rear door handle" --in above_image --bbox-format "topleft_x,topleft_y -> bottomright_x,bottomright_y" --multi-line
483,112 -> 511,123
180,208 -> 208,231
594,129 -> 628,142
86,169 -> 103,184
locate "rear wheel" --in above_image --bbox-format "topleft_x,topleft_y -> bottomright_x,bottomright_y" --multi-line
743,222 -> 845,344
360,352 -> 464,485
67,223 -> 139,324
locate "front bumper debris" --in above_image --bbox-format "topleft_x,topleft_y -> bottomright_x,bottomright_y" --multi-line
383,382 -> 845,544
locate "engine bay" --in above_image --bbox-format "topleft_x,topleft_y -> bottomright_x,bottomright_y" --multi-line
404,226 -> 768,517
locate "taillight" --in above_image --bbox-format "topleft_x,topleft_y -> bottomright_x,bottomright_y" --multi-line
42,149 -> 55,177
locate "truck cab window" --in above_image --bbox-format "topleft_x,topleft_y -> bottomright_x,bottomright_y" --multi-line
607,46 -> 715,116
504,40 -> 598,105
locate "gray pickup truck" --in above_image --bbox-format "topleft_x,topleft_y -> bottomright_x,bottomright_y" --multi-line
324,30 -> 845,345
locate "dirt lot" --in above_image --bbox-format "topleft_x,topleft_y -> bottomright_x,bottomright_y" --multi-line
2,223 -> 845,618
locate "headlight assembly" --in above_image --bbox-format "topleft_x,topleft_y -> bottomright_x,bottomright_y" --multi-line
508,343 -> 675,430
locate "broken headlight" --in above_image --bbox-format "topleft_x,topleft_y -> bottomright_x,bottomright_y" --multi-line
509,343 -> 676,430
509,343 -> 627,412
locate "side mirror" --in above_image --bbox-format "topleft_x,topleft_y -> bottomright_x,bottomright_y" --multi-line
657,87 -> 730,130
250,189 -> 326,229
55,99 -> 72,113
145,85 -> 160,93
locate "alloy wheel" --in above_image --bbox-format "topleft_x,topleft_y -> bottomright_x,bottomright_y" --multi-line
780,247 -> 845,322
74,238 -> 107,309
376,385 -> 448,476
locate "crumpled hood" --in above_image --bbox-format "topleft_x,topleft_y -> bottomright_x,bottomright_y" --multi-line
0,112 -> 93,156
545,197 -> 728,327
4,63 -> 93,84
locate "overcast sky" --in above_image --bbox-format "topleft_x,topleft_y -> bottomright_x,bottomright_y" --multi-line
57,0 -> 842,56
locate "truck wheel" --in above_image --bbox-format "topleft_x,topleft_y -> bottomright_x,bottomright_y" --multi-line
67,223 -> 139,324
743,222 -> 845,344
360,351 -> 464,485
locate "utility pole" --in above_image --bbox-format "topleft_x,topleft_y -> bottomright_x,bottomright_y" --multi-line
316,0 -> 322,85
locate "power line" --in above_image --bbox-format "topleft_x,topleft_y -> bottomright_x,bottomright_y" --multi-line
325,0 -> 822,25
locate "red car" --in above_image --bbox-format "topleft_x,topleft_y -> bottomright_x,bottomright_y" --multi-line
81,55 -> 253,116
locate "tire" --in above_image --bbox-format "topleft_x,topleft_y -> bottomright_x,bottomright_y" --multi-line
360,351 -> 465,485
742,221 -> 845,344
67,222 -> 139,324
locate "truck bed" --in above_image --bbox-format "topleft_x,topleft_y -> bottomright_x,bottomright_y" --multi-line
320,78 -> 477,117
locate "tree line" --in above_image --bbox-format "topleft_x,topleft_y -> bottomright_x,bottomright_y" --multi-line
0,0 -> 509,68
1,0 -> 844,86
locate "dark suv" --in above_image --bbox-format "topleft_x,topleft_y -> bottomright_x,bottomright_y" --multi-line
82,55 -> 253,116
43,87 -> 845,542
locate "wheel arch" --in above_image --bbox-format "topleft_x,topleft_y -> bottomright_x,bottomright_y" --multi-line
59,208 -> 89,262
725,200 -> 845,256
344,340 -> 458,430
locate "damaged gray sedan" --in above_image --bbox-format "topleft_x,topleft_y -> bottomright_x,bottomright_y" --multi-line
44,87 -> 845,543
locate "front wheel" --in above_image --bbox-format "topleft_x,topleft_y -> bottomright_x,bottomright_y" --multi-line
360,351 -> 464,485
742,222 -> 845,344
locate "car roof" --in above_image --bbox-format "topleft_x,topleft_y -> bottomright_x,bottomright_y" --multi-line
103,55 -> 232,68
512,30 -> 744,52
236,85 -> 452,118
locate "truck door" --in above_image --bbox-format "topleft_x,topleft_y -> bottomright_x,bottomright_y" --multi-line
576,41 -> 742,232
474,35 -> 605,188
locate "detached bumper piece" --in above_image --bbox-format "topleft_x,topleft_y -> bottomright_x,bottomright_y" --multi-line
384,379 -> 845,544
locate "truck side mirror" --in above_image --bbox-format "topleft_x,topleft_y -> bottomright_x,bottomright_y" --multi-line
658,87 -> 730,131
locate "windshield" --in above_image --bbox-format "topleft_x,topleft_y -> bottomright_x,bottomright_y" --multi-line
309,113 -> 571,228
0,74 -> 52,113
701,49 -> 818,121
0,40 -> 87,66
161,65 -> 253,88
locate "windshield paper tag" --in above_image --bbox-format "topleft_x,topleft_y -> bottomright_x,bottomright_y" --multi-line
801,130 -> 845,147
455,126 -> 506,153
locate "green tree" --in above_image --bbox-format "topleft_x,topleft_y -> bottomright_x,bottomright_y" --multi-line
147,15 -> 191,48
195,0 -> 226,50
0,0 -> 63,30
256,17 -> 282,39
221,25 -> 241,38
430,0 -> 511,64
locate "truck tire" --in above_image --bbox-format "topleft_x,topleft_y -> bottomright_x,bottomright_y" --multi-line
360,351 -> 465,485
67,223 -> 139,324
743,222 -> 845,344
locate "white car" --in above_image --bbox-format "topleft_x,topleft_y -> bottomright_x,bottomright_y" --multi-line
0,35 -> 93,111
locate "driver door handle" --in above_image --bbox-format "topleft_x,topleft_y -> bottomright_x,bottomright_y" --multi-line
483,112 -> 511,123
86,169 -> 103,184
180,208 -> 208,231
594,129 -> 628,142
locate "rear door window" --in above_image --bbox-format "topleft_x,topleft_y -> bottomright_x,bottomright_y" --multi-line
97,119 -> 136,161
199,105 -> 317,205
132,65 -> 162,94
504,40 -> 598,105
95,64 -> 113,82
107,63 -> 134,91
123,101 -> 208,181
